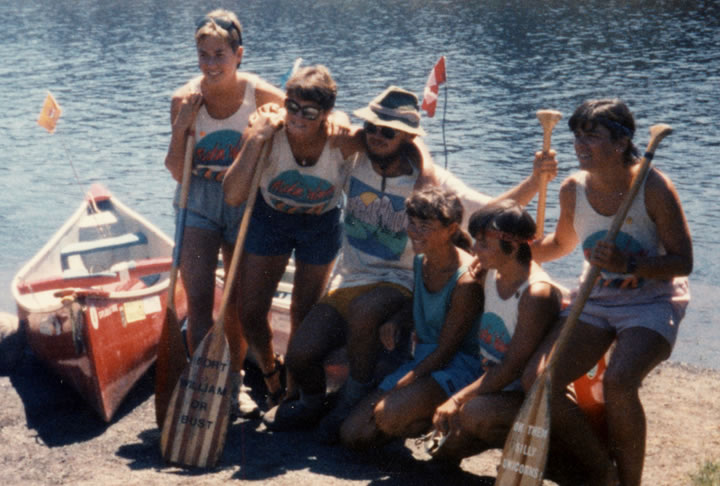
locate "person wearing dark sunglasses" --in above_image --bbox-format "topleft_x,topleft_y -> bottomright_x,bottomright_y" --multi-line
260,86 -> 559,445
224,64 -> 362,407
163,8 -> 285,421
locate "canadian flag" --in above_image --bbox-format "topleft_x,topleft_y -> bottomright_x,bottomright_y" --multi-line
421,56 -> 446,118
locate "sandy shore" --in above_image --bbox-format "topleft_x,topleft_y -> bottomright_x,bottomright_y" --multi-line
1,312 -> 718,486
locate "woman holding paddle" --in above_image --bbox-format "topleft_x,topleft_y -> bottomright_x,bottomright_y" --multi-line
428,200 -> 562,466
223,65 -> 360,406
338,186 -> 484,449
530,99 -> 692,485
163,9 -> 284,418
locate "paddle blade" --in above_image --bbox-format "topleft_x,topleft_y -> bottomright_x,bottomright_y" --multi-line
154,305 -> 188,428
160,325 -> 232,468
496,373 -> 551,486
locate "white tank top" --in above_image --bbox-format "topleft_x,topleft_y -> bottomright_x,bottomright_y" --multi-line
192,74 -> 258,179
259,129 -> 354,214
572,170 -> 688,302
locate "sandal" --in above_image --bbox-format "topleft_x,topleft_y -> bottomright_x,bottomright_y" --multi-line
417,428 -> 448,456
263,354 -> 286,407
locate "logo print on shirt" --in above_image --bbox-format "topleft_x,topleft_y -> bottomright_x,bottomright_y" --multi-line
478,312 -> 511,365
344,177 -> 408,261
583,230 -> 647,288
194,129 -> 242,167
268,170 -> 335,214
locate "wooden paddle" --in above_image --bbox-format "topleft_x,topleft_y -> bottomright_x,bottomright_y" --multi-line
495,123 -> 673,486
155,130 -> 195,428
534,110 -> 562,239
160,138 -> 270,468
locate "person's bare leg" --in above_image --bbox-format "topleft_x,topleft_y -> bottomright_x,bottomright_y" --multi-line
544,319 -> 618,486
374,376 -> 447,438
221,242 -> 248,375
603,327 -> 670,486
285,303 -> 346,397
179,226 -> 221,353
346,286 -> 409,384
436,392 -> 524,463
286,259 -> 335,397
237,252 -> 289,401
339,389 -> 387,450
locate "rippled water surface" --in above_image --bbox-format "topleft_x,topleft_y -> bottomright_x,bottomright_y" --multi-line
1,0 -> 718,368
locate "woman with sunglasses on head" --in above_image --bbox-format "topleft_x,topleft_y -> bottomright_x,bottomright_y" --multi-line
530,99 -> 692,485
224,64 -> 361,406
164,9 -> 284,419
427,200 -> 562,472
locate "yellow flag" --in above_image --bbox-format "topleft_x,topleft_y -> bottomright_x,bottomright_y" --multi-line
37,92 -> 62,133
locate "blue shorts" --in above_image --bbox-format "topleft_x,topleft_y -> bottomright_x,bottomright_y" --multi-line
175,177 -> 245,245
244,191 -> 342,265
379,343 -> 481,397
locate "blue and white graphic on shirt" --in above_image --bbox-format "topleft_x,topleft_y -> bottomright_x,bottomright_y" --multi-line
582,230 -> 647,288
267,170 -> 336,214
477,312 -> 511,366
344,177 -> 409,261
193,129 -> 243,176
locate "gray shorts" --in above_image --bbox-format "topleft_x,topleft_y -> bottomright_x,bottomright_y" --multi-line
561,293 -> 687,347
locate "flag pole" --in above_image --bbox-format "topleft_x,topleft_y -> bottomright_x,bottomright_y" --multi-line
442,78 -> 448,169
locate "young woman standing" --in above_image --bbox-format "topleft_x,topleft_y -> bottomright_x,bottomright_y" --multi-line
223,65 -> 360,405
164,9 -> 284,417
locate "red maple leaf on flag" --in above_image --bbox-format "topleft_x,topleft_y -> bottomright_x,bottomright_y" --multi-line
421,56 -> 446,118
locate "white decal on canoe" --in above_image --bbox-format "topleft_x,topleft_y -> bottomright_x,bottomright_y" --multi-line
90,305 -> 99,330
143,295 -> 162,315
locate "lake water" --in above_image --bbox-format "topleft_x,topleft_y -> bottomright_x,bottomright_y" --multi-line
1,0 -> 718,369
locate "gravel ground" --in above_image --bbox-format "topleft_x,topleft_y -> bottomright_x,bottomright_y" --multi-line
1,312 -> 718,486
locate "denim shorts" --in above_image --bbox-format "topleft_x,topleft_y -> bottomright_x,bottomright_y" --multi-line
244,191 -> 342,265
379,343 -> 481,397
175,177 -> 245,244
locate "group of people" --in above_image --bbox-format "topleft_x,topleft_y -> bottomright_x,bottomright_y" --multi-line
164,9 -> 693,486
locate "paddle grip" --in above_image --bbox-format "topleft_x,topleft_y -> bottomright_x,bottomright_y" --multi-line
535,110 -> 562,238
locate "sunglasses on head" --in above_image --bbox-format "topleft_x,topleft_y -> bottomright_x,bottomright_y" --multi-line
364,122 -> 397,140
196,16 -> 243,45
285,99 -> 322,121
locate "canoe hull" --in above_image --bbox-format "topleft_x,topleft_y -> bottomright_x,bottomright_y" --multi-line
12,184 -> 182,422
18,286 -> 180,422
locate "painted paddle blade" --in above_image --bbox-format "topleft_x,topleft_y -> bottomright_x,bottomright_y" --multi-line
161,324 -> 232,468
496,373 -> 551,486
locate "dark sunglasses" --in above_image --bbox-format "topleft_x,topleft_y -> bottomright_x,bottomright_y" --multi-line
196,15 -> 243,46
285,99 -> 322,121
364,122 -> 397,140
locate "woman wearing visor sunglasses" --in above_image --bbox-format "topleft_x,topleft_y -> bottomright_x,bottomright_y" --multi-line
224,65 -> 361,406
164,9 -> 284,419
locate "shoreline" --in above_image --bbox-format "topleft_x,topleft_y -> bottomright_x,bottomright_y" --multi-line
1,312 -> 719,485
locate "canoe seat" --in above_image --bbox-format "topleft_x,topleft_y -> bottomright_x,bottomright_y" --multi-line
78,210 -> 123,242
61,232 -> 148,271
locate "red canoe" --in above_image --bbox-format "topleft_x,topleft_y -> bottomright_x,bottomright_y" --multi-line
11,184 -> 186,422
